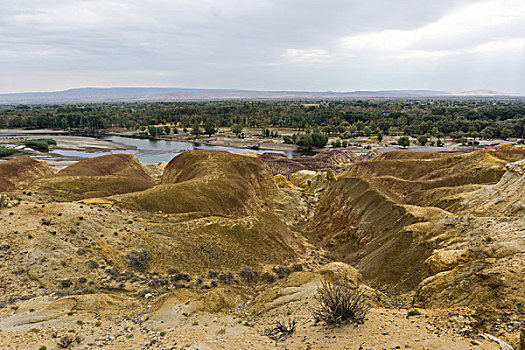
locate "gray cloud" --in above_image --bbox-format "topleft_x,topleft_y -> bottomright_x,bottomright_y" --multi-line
0,0 -> 524,93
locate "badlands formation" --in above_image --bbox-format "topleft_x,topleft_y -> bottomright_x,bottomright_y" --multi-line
0,146 -> 523,349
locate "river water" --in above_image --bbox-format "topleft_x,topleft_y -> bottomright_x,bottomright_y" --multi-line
2,133 -> 309,163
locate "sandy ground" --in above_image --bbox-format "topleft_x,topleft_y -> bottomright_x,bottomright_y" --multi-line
0,306 -> 505,350
0,130 -> 134,167
0,130 -> 132,152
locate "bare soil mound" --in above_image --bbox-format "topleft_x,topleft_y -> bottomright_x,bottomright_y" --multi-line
0,155 -> 53,191
57,153 -> 150,179
118,150 -> 284,216
0,147 -> 522,349
259,149 -> 365,175
28,153 -> 155,200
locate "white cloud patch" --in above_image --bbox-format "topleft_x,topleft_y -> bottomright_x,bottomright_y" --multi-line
282,48 -> 334,65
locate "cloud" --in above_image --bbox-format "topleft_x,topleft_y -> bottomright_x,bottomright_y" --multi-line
0,0 -> 524,93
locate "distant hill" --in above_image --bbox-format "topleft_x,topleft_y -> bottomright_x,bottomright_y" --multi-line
0,87 -> 524,104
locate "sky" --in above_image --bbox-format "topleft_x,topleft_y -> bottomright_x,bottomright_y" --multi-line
1,0 -> 525,93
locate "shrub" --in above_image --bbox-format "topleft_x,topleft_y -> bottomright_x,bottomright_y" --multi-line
0,146 -> 19,158
86,260 -> 99,269
38,346 -> 47,350
407,309 -> 421,317
272,266 -> 291,279
170,272 -> 191,282
23,139 -> 56,152
262,272 -> 276,283
283,135 -> 293,144
264,318 -> 297,341
292,263 -> 304,272
60,279 -> 72,288
218,271 -> 234,284
57,335 -> 73,348
312,280 -> 368,325
239,266 -> 258,282
126,250 -> 151,272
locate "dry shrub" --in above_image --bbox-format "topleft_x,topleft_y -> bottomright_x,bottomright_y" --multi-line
57,335 -> 82,348
126,250 -> 151,272
312,279 -> 368,325
264,318 -> 297,341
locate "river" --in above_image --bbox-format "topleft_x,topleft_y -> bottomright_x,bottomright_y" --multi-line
1,133 -> 310,163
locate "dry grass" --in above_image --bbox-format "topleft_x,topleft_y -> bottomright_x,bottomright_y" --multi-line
312,280 -> 368,325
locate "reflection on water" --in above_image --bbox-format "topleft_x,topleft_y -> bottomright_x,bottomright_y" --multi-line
3,133 -> 311,163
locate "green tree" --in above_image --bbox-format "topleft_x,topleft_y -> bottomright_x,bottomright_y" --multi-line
311,132 -> 329,148
203,120 -> 217,137
297,133 -> 313,150
417,134 -> 428,146
283,135 -> 293,144
164,125 -> 171,135
398,136 -> 410,149
377,132 -> 383,143
231,123 -> 243,136
148,125 -> 159,138
191,122 -> 201,139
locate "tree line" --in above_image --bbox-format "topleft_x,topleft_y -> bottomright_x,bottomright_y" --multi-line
1,100 -> 524,143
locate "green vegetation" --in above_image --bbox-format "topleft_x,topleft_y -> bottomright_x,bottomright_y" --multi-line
407,309 -> 422,317
397,136 -> 410,149
0,100 -> 524,144
22,138 -> 56,152
0,145 -> 19,158
203,120 -> 217,137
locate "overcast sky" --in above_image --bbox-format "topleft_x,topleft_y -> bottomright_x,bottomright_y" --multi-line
1,0 -> 524,93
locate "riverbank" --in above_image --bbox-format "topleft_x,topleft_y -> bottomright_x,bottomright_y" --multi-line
0,129 -> 133,152
0,128 -> 511,166
107,127 -> 463,154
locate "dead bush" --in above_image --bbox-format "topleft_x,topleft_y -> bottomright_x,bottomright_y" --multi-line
57,335 -> 81,348
219,271 -> 234,284
126,250 -> 151,272
272,266 -> 291,279
239,266 -> 258,282
262,271 -> 276,283
312,280 -> 368,325
264,318 -> 297,341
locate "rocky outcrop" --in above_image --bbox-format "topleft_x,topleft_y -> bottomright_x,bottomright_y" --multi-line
306,147 -> 525,337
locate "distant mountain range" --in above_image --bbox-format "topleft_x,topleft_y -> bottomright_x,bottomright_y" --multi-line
1,87 -> 524,104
